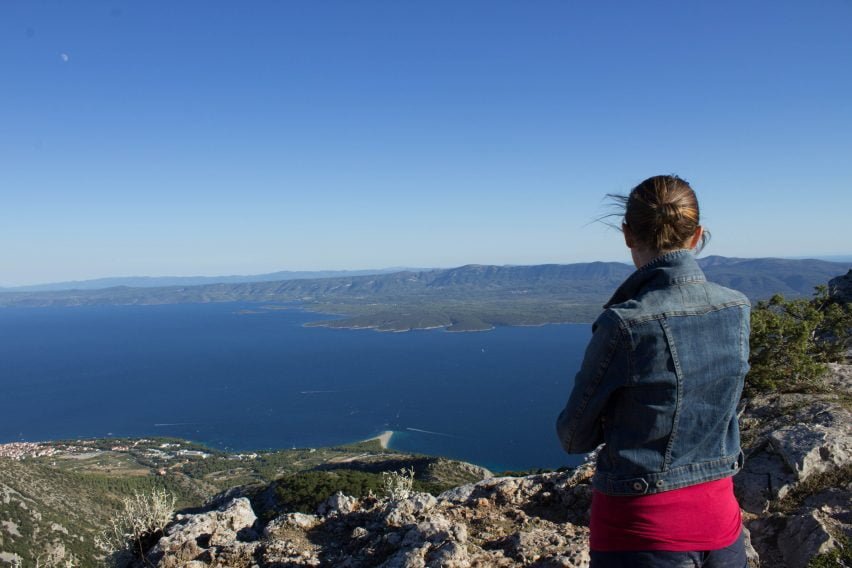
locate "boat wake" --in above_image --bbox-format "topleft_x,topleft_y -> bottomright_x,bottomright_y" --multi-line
405,427 -> 460,438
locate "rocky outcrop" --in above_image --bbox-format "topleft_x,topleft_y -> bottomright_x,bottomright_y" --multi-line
829,269 -> 852,304
140,462 -> 596,567
829,270 -> 852,359
145,498 -> 259,567
145,365 -> 852,568
735,363 -> 852,568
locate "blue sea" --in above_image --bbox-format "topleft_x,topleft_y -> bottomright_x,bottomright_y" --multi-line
0,303 -> 590,472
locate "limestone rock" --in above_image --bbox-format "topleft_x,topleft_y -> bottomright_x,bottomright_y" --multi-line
827,362 -> 852,392
384,492 -> 437,526
438,482 -> 479,504
741,526 -> 760,568
501,529 -> 567,562
143,468 -> 597,568
530,553 -> 589,568
778,511 -> 836,568
264,512 -> 319,537
425,540 -> 470,567
736,443 -> 799,512
147,497 -> 258,567
737,363 -> 852,566
378,545 -> 429,568
170,496 -> 255,541
768,410 -> 852,482
318,491 -> 359,516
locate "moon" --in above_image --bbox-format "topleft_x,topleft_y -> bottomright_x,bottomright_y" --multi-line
60,53 -> 70,63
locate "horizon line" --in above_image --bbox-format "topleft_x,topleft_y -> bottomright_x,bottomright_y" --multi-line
3,253 -> 851,289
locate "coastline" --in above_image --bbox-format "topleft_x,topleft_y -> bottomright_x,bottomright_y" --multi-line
304,321 -> 498,333
361,430 -> 394,449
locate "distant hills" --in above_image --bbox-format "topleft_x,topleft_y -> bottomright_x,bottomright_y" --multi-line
0,256 -> 848,331
0,268 -> 411,292
696,255 -> 851,298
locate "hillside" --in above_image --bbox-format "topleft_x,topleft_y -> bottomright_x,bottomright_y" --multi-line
92,364 -> 846,568
0,257 -> 847,332
0,437 -> 490,567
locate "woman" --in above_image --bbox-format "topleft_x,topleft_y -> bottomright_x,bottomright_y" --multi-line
556,175 -> 751,568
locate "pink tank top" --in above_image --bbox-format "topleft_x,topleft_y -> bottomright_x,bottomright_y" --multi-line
590,476 -> 742,552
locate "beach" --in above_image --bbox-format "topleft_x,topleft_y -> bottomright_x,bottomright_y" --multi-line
363,430 -> 394,449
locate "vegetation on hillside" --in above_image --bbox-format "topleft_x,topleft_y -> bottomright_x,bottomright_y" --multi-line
746,285 -> 851,395
270,468 -> 441,515
0,438 -> 487,566
0,457 -> 199,566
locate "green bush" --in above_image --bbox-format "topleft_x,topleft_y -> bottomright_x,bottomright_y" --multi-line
274,470 -> 388,513
273,468 -> 446,513
746,285 -> 851,395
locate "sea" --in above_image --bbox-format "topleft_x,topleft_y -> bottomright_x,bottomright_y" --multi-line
0,302 -> 591,472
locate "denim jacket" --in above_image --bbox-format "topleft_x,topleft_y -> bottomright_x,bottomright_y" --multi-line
556,249 -> 751,496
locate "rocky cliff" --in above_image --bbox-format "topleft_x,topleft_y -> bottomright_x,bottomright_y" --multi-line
136,459 -> 596,568
737,363 -> 852,567
831,270 -> 852,359
138,364 -> 852,568
829,269 -> 852,304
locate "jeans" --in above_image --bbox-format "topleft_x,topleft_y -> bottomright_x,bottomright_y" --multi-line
590,529 -> 747,568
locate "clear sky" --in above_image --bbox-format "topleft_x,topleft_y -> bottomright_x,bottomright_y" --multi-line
2,1 -> 851,286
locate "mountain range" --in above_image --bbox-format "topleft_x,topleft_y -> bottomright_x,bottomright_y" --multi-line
0,268 -> 412,292
0,256 -> 848,331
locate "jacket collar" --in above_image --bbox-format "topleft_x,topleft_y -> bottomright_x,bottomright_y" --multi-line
604,249 -> 706,308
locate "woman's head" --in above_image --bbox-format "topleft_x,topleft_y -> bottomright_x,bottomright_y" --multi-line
608,175 -> 708,261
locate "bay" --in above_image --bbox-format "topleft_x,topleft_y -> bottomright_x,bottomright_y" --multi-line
0,303 -> 589,472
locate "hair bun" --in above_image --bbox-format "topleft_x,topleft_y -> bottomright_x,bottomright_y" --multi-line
659,202 -> 681,221
604,174 -> 708,253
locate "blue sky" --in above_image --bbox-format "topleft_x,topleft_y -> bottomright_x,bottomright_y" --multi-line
1,1 -> 851,285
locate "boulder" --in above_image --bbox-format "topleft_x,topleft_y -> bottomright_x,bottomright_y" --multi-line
735,445 -> 797,512
148,497 -> 258,566
384,492 -> 437,527
264,512 -> 320,537
318,491 -> 359,516
778,511 -> 836,568
425,540 -> 470,567
768,404 -> 852,482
